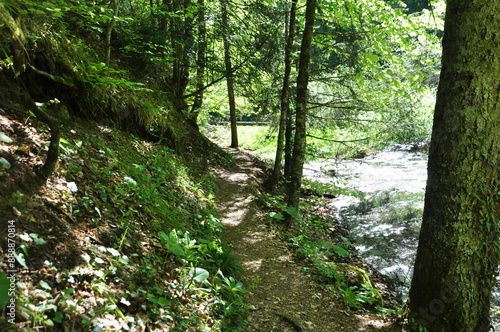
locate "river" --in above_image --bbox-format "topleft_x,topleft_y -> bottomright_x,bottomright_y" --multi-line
303,146 -> 499,327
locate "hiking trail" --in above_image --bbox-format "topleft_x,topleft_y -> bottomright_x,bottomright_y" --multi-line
214,148 -> 398,331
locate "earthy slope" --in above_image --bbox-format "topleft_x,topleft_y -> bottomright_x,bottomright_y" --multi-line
215,148 -> 401,331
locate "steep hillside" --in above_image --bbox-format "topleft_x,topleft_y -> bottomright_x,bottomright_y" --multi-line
0,2 -> 258,330
0,101 -> 254,331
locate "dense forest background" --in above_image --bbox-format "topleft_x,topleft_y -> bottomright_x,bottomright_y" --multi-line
6,0 -> 496,331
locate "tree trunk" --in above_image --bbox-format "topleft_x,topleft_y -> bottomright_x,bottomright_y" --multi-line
189,0 -> 206,128
268,0 -> 297,188
408,1 -> 500,331
105,0 -> 119,66
219,0 -> 238,148
284,107 -> 293,179
164,0 -> 194,113
285,0 -> 316,214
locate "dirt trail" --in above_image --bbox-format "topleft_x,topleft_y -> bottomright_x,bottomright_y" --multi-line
215,148 -> 394,332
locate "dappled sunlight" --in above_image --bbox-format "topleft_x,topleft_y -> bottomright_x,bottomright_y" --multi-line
243,259 -> 263,272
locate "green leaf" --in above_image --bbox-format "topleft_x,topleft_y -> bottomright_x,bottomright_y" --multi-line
0,272 -> 10,308
158,231 -> 168,242
53,311 -> 64,323
115,187 -> 127,195
332,245 -> 350,257
168,244 -> 185,257
284,206 -> 301,220
30,233 -> 47,245
157,297 -> 170,306
189,268 -> 209,283
0,157 -> 11,169
0,132 -> 13,143
39,280 -> 51,290
16,253 -> 28,269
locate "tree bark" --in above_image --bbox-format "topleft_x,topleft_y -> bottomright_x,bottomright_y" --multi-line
219,0 -> 238,148
408,1 -> 500,331
284,106 -> 293,180
189,0 -> 207,128
285,0 -> 316,214
105,0 -> 120,66
163,0 -> 194,113
268,0 -> 297,188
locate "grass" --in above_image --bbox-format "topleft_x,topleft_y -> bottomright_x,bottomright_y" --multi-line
207,125 -> 277,162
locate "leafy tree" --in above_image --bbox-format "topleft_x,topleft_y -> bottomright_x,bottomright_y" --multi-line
408,1 -> 500,330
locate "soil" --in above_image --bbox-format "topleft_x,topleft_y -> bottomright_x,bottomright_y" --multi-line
214,148 -> 403,331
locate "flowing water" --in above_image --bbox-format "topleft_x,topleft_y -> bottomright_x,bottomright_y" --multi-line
304,146 -> 500,327
304,147 -> 428,297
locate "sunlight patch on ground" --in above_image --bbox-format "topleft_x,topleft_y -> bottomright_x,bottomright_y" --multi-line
243,259 -> 263,272
242,231 -> 266,244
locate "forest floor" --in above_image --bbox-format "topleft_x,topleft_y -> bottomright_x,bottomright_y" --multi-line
214,147 -> 403,331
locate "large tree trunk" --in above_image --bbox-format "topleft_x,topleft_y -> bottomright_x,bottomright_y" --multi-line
219,0 -> 238,148
408,1 -> 500,331
285,0 -> 316,214
268,0 -> 297,188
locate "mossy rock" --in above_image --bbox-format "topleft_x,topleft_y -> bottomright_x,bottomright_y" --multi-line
332,262 -> 383,306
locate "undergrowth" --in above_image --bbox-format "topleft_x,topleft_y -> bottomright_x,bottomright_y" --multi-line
0,119 -> 246,331
254,179 -> 394,314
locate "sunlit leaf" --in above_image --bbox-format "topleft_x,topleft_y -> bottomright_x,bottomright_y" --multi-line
16,253 -> 28,269
188,268 -> 209,283
39,280 -> 51,290
0,132 -> 13,143
0,157 -> 11,169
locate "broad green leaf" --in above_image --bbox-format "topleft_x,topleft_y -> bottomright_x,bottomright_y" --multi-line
158,297 -> 170,306
0,157 -> 11,169
115,187 -> 127,195
0,132 -> 13,143
168,244 -> 184,257
53,311 -> 64,323
332,245 -> 350,257
284,206 -> 301,220
188,268 -> 209,283
39,280 -> 51,290
16,253 -> 28,269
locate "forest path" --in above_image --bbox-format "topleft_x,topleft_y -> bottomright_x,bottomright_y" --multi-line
214,148 -> 392,332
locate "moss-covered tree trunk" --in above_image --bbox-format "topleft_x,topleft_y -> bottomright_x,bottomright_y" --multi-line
285,0 -> 316,213
408,1 -> 500,331
268,0 -> 297,188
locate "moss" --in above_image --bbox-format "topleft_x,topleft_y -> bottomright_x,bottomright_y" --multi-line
332,262 -> 384,306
